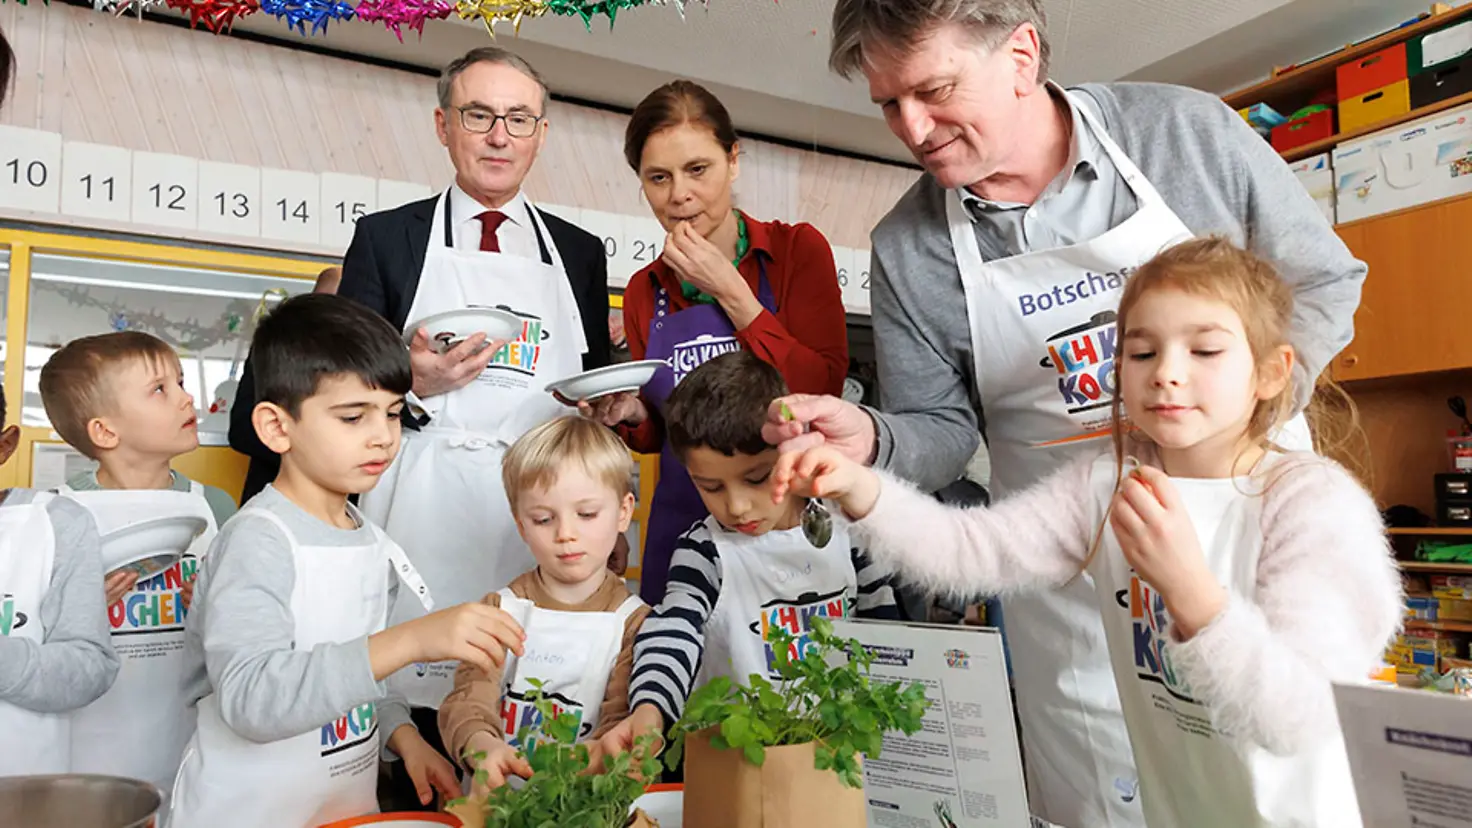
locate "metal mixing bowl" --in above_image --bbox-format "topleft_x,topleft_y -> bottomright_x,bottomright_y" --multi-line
0,774 -> 161,828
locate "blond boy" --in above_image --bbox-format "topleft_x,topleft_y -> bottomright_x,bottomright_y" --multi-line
439,416 -> 649,790
39,332 -> 235,799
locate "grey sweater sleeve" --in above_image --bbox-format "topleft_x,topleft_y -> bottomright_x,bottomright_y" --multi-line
377,573 -> 413,761
1196,94 -> 1365,407
200,514 -> 386,743
868,248 -> 981,492
1079,82 -> 1366,410
0,497 -> 119,712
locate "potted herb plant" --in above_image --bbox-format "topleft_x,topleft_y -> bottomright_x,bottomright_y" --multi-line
445,680 -> 664,828
665,616 -> 929,828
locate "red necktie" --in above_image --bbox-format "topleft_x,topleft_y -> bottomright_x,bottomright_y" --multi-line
478,210 -> 507,253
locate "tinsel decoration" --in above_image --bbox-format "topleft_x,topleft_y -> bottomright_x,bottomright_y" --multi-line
44,282 -> 256,353
354,0 -> 453,40
260,0 -> 356,34
454,0 -> 546,36
164,0 -> 260,31
93,0 -> 160,17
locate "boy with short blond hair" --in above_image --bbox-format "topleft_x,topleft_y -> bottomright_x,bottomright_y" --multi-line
438,415 -> 649,792
39,331 -> 235,800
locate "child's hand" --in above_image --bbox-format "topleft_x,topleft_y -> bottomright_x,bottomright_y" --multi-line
1109,466 -> 1226,639
595,702 -> 664,774
388,725 -> 461,807
772,445 -> 882,520
104,570 -> 138,606
463,731 -> 533,792
376,602 -> 526,679
180,574 -> 196,611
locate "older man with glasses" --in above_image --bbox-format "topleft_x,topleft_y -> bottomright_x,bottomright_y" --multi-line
227,46 -> 612,809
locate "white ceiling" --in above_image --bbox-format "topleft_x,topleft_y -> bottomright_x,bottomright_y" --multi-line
221,0 -> 1440,164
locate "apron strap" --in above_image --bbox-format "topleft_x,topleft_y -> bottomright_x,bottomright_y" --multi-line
438,189 -> 554,267
525,203 -> 554,267
611,592 -> 645,625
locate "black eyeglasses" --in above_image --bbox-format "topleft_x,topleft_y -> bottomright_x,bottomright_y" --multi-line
455,106 -> 543,138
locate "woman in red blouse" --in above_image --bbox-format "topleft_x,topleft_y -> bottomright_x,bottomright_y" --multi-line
585,79 -> 848,603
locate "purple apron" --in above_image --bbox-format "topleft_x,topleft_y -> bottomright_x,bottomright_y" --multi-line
638,259 -> 778,604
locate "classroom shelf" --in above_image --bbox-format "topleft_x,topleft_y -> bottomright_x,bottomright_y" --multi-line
1389,527 -> 1472,536
1405,619 -> 1472,634
1276,91 -> 1472,162
1399,561 -> 1472,574
1223,3 -> 1472,110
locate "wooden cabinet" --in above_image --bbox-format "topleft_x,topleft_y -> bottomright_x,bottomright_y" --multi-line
1332,195 -> 1472,381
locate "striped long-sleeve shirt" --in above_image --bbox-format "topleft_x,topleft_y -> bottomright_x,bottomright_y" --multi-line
629,518 -> 902,726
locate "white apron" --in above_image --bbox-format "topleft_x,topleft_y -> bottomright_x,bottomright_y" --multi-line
951,90 -> 1314,828
495,588 -> 642,748
169,505 -> 431,828
1088,456 -> 1361,827
695,516 -> 858,688
0,492 -> 69,776
60,483 -> 218,800
362,192 -> 586,711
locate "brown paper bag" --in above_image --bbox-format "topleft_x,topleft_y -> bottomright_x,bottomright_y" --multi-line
682,728 -> 866,828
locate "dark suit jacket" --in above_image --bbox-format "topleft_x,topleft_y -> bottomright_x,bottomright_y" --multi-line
230,195 -> 612,503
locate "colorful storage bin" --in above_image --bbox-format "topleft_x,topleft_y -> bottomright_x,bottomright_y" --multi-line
1408,19 -> 1472,76
1271,109 -> 1334,153
1339,80 -> 1411,132
1338,42 -> 1409,100
1411,54 -> 1472,108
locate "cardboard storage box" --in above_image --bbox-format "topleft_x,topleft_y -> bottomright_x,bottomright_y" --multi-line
1332,101 -> 1472,222
1289,152 -> 1336,224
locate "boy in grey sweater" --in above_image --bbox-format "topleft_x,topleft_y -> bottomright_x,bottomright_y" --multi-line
0,384 -> 119,776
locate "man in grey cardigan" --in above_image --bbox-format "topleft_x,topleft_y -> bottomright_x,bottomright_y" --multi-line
767,2 -> 1365,827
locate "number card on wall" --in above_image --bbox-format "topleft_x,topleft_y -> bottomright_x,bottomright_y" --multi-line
132,152 -> 199,231
378,179 -> 433,211
831,245 -> 855,308
260,168 -> 321,245
849,248 -> 873,315
577,209 -> 628,287
0,126 -> 62,214
198,162 -> 262,238
320,172 -> 378,250
60,142 -> 131,222
623,217 -> 665,286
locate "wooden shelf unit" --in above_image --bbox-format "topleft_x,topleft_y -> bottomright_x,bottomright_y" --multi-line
1390,527 -> 1472,536
1399,561 -> 1472,573
1405,619 -> 1472,634
1222,3 -> 1472,162
1223,3 -> 1472,110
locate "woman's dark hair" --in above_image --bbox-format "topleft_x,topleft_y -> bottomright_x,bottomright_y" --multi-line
251,293 -> 412,417
1,25 -> 13,111
623,80 -> 738,172
666,350 -> 788,459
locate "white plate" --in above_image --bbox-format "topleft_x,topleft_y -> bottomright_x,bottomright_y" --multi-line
403,308 -> 523,354
100,515 -> 208,580
544,360 -> 664,401
630,790 -> 682,827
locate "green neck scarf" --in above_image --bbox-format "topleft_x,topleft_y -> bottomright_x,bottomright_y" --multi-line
682,211 -> 749,305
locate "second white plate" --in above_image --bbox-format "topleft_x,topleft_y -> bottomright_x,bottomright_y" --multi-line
545,360 -> 664,401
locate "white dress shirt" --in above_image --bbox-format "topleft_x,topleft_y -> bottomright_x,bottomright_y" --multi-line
448,183 -> 540,260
